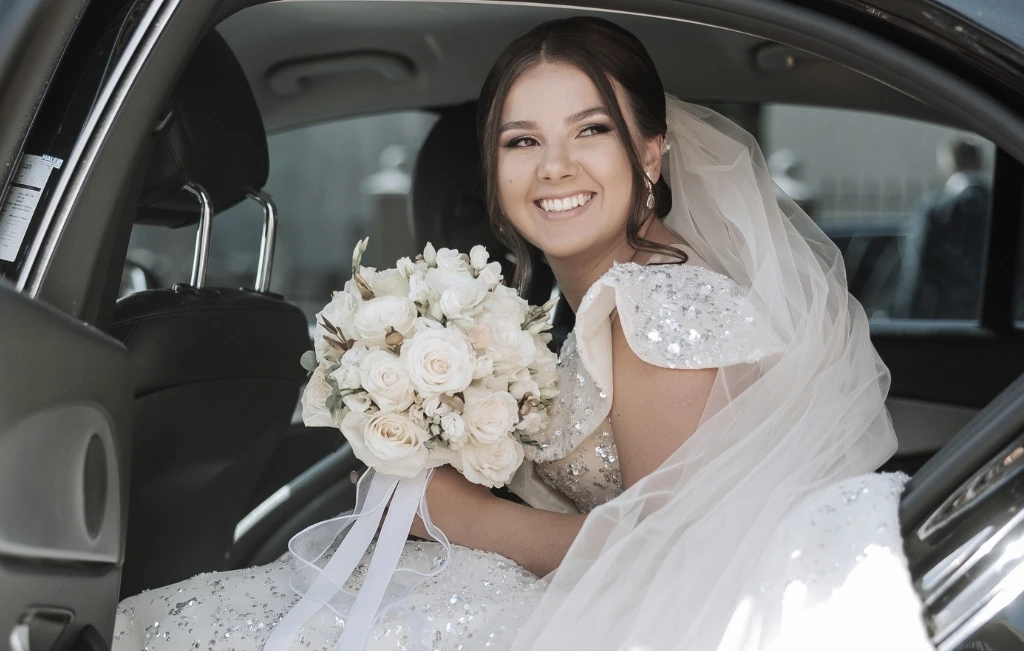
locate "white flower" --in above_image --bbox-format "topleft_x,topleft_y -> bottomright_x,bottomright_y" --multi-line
341,342 -> 372,367
481,285 -> 529,325
369,268 -> 411,298
479,261 -> 503,289
401,328 -> 475,397
397,257 -> 416,278
469,245 -> 489,272
436,274 -> 488,319
330,363 -> 362,391
435,248 -> 471,273
480,312 -> 536,371
423,395 -> 452,419
341,410 -> 437,478
301,366 -> 336,428
408,401 -> 428,428
468,323 -> 491,350
353,296 -> 418,340
515,410 -> 545,434
463,388 -> 519,444
317,290 -> 358,340
473,355 -> 494,380
359,350 -> 415,412
456,437 -> 524,488
508,367 -> 540,402
441,413 -> 469,449
423,242 -> 437,266
343,392 -> 372,413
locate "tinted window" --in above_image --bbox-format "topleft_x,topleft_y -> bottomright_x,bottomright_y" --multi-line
761,104 -> 996,323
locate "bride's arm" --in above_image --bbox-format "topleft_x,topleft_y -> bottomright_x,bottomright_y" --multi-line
412,466 -> 587,577
608,316 -> 718,488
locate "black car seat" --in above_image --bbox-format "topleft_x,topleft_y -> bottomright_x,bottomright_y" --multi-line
110,30 -> 309,597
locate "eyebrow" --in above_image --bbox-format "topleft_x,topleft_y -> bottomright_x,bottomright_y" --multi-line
498,106 -> 609,134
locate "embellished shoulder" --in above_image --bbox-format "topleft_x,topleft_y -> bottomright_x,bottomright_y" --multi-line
574,262 -> 784,398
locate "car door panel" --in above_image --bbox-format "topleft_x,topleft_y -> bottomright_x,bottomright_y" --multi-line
0,280 -> 131,650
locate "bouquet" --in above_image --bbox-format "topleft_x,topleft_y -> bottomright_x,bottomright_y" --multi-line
300,238 -> 559,488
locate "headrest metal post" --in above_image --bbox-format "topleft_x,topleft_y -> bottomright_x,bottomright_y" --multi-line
185,182 -> 213,288
247,190 -> 277,293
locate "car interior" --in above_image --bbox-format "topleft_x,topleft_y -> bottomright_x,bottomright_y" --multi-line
4,0 -> 1024,648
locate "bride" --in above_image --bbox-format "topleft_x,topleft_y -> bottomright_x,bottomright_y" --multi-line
114,16 -> 933,651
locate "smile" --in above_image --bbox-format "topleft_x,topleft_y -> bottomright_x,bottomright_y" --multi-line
536,192 -> 595,214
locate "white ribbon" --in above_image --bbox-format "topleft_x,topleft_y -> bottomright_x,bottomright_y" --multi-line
263,468 -> 452,651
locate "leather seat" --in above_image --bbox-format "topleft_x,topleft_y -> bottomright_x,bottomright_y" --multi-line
111,31 -> 309,597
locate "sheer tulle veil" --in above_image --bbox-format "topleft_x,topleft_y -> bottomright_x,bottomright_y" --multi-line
510,96 -> 898,650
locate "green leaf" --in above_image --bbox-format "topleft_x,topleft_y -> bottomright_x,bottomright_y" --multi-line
300,350 -> 318,372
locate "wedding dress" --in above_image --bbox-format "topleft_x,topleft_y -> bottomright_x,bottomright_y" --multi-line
112,98 -> 934,651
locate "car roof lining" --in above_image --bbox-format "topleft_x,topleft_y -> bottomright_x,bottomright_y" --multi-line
217,1 -> 955,135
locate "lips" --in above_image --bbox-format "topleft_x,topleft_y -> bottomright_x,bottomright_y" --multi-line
535,192 -> 595,214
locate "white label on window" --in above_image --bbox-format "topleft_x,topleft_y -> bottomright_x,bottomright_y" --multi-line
0,154 -> 63,262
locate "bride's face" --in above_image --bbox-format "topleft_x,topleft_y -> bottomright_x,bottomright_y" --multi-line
497,62 -> 653,261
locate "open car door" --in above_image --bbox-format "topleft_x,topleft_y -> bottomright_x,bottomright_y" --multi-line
0,0 -> 133,649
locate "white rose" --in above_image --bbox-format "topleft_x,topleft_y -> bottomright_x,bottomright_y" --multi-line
479,261 -> 503,289
353,296 -> 418,341
412,317 -> 443,335
341,342 -> 372,367
330,363 -> 362,391
482,285 -> 528,325
313,324 -> 342,365
301,366 -> 336,428
473,355 -> 494,380
341,410 -> 436,478
515,410 -> 545,434
359,350 -> 415,412
457,437 -> 524,488
435,248 -> 471,273
397,257 -> 416,278
343,392 -> 372,413
463,388 -> 519,444
409,271 -> 436,304
480,312 -> 536,371
469,245 -> 489,272
369,268 -> 411,298
441,413 -> 469,449
423,395 -> 452,419
468,323 -> 492,349
317,291 -> 359,341
401,328 -> 475,397
437,274 -> 488,319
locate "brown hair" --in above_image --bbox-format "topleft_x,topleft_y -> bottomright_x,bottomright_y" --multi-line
476,16 -> 685,292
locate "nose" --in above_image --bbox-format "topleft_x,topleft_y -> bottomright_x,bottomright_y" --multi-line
537,142 -> 578,182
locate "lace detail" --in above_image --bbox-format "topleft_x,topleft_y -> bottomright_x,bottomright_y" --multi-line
535,426 -> 622,512
522,333 -> 609,464
593,262 -> 782,370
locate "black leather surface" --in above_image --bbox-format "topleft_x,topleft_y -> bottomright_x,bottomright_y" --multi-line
136,29 -> 268,227
111,288 -> 309,396
111,288 -> 309,596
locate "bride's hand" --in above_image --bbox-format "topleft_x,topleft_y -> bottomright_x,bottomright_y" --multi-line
410,465 -> 495,542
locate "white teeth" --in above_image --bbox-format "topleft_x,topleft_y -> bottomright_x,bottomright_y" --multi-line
540,193 -> 592,213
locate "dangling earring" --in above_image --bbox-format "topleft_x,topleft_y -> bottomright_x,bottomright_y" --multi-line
645,170 -> 655,210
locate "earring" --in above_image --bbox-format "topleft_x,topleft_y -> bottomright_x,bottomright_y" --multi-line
645,170 -> 655,210
662,141 -> 672,156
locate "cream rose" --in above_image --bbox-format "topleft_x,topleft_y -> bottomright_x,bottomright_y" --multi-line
508,367 -> 540,402
301,366 -> 336,428
437,278 -> 488,320
423,395 -> 452,419
457,437 -> 524,488
330,363 -> 362,391
463,388 -> 519,444
401,327 -> 475,397
369,268 -> 411,298
340,410 -> 435,478
478,261 -> 503,289
359,350 -> 414,412
480,312 -> 536,371
435,247 -> 471,273
353,296 -> 418,340
481,285 -> 528,325
469,245 -> 489,272
342,392 -> 372,413
316,290 -> 358,343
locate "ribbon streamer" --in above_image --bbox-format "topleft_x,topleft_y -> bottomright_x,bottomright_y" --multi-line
263,468 -> 451,651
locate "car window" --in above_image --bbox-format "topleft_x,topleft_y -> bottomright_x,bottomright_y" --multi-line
123,110 -> 439,320
760,104 -> 996,324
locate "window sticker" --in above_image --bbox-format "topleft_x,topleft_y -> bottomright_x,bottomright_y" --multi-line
0,154 -> 64,262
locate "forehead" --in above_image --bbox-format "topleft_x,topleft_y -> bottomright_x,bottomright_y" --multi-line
502,61 -> 612,119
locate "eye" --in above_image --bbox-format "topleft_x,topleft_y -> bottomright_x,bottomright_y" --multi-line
579,124 -> 612,137
504,136 -> 539,148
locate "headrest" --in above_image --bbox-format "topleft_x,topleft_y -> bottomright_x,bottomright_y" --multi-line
411,102 -> 512,277
136,30 -> 268,228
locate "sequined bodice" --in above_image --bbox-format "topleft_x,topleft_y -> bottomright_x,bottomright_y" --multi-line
523,261 -> 782,513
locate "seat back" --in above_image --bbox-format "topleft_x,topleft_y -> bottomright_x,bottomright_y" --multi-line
111,30 -> 309,597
